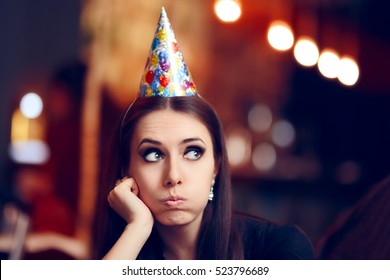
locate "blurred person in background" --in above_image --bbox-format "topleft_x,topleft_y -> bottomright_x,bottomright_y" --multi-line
45,60 -> 86,216
317,174 -> 390,259
7,164 -> 86,259
14,165 -> 73,236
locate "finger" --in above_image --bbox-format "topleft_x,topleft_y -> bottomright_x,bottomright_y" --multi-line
123,177 -> 140,197
114,177 -> 139,196
115,176 -> 129,186
121,176 -> 129,182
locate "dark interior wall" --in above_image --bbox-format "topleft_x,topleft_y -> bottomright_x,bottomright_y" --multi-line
0,0 -> 82,187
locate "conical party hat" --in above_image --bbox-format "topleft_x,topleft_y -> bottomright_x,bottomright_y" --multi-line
139,7 -> 198,97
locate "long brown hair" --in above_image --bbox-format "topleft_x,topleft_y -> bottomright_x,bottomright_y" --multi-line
93,96 -> 243,259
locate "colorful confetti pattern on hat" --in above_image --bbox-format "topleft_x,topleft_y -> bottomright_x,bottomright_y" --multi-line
139,7 -> 198,97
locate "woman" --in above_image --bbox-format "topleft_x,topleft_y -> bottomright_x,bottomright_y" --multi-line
93,8 -> 313,260
93,96 -> 313,260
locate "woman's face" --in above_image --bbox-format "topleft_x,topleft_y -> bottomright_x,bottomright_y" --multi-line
129,109 -> 216,227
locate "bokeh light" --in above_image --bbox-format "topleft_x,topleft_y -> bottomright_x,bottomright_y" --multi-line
294,37 -> 319,67
267,21 -> 294,51
336,161 -> 361,184
226,126 -> 252,167
271,119 -> 296,148
248,104 -> 273,133
252,143 -> 277,171
337,56 -> 360,86
318,48 -> 340,79
8,140 -> 50,164
214,0 -> 242,23
20,92 -> 43,119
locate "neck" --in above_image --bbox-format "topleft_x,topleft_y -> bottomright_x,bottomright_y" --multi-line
156,216 -> 202,260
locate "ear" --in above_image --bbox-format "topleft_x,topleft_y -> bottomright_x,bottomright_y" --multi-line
213,164 -> 219,181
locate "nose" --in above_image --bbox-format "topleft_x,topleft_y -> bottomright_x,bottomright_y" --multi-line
163,156 -> 182,187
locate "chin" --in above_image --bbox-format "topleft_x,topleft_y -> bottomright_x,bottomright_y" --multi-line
155,211 -> 199,227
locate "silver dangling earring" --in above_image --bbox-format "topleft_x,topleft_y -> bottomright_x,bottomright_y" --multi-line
208,178 -> 215,201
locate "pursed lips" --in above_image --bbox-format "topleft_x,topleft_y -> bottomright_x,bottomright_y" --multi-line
161,195 -> 187,208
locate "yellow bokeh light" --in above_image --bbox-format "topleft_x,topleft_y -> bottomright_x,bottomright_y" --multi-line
267,21 -> 294,51
226,125 -> 252,167
338,56 -> 360,86
214,0 -> 242,23
294,37 -> 319,67
11,109 -> 29,142
318,48 -> 340,79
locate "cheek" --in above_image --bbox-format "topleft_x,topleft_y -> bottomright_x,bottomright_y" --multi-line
185,162 -> 215,192
200,156 -> 216,178
129,156 -> 160,195
135,174 -> 160,210
131,166 -> 161,193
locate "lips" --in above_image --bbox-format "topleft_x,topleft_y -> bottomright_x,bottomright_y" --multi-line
161,195 -> 187,208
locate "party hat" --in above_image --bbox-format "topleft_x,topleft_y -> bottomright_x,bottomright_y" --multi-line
139,7 -> 198,97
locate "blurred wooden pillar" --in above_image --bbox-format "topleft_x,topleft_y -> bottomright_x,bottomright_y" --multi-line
77,1 -> 111,257
77,62 -> 102,257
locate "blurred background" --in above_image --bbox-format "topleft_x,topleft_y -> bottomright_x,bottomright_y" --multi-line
1,0 -> 389,259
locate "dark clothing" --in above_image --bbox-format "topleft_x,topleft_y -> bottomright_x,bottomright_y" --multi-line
138,215 -> 314,260
236,216 -> 314,260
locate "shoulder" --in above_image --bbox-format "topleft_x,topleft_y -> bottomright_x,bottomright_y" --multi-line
233,214 -> 314,260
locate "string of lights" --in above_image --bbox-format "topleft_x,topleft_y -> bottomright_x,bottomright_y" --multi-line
214,0 -> 359,87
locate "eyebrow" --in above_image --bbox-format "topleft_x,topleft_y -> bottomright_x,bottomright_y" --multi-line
182,137 -> 206,145
137,137 -> 205,149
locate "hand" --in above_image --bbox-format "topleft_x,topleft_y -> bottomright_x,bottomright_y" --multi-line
108,177 -> 153,227
104,177 -> 154,260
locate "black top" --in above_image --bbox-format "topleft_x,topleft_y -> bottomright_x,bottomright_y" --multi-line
138,215 -> 314,260
236,215 -> 314,260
